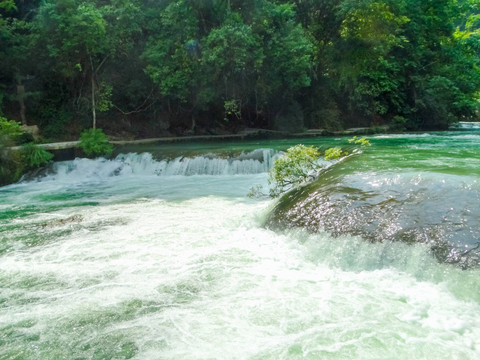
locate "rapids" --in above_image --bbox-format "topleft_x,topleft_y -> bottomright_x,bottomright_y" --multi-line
267,129 -> 480,268
1,130 -> 480,359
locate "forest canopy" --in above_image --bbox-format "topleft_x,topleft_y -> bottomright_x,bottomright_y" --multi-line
1,0 -> 480,139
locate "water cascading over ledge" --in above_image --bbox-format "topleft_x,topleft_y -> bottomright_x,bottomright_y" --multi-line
25,149 -> 281,182
265,154 -> 480,269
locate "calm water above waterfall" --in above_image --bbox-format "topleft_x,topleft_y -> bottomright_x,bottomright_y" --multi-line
1,127 -> 480,359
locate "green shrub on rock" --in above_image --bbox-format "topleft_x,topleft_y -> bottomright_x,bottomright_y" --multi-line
79,128 -> 113,158
21,143 -> 53,170
249,137 -> 372,198
268,144 -> 321,197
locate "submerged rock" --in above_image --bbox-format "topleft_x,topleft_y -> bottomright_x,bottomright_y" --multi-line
265,157 -> 480,268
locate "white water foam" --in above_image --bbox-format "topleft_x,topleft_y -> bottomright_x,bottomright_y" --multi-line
2,141 -> 480,359
34,149 -> 280,184
373,133 -> 432,139
450,122 -> 480,130
2,193 -> 480,359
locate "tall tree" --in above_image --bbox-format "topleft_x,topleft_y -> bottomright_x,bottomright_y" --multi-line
143,0 -> 206,132
0,0 -> 40,122
33,0 -> 141,130
332,0 -> 409,125
390,0 -> 480,129
202,13 -> 261,123
2,0 -> 479,138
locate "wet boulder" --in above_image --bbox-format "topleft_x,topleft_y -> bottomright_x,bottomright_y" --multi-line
265,159 -> 480,268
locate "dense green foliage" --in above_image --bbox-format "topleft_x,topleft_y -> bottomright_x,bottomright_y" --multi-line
0,145 -> 20,185
0,136 -> 19,186
0,116 -> 22,185
0,116 -> 53,185
0,116 -> 23,138
1,0 -> 479,139
79,128 -> 113,157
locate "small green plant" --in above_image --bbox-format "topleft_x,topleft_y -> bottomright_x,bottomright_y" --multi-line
79,128 -> 113,157
224,99 -> 241,122
0,116 -> 23,139
324,147 -> 347,161
348,136 -> 371,147
20,143 -> 53,170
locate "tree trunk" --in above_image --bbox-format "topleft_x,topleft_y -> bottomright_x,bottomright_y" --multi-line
90,55 -> 97,130
191,114 -> 196,133
91,72 -> 96,130
16,83 -> 27,125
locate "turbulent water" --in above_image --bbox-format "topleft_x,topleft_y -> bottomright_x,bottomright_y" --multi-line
267,130 -> 480,268
1,128 -> 480,359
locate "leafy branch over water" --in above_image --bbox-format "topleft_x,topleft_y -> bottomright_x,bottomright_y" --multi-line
249,137 -> 370,198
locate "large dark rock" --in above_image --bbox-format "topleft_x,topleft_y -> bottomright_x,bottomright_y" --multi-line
265,156 -> 480,268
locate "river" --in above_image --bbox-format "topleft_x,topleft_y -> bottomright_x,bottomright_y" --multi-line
1,127 -> 480,359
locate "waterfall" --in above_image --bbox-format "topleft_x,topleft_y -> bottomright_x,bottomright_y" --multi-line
36,149 -> 281,183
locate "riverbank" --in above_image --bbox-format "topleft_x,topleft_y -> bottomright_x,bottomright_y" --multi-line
18,127 -> 377,161
1,127 -> 374,186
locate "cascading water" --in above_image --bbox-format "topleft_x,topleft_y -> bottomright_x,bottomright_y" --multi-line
1,133 -> 480,359
40,148 -> 279,180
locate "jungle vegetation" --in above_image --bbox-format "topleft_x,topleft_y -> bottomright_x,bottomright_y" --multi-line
1,0 -> 480,140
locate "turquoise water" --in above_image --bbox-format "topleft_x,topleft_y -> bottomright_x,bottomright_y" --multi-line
1,128 -> 480,359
